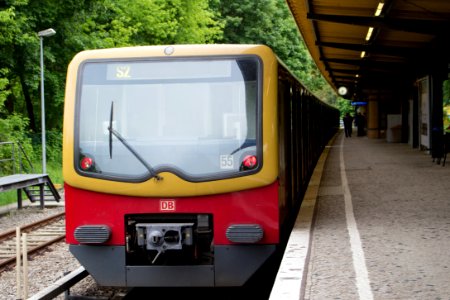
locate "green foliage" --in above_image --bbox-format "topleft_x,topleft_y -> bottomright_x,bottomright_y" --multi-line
0,0 -> 338,203
0,190 -> 16,206
0,68 -> 11,106
212,0 -> 337,105
444,79 -> 450,106
0,0 -> 224,185
213,0 -> 276,44
45,130 -> 62,166
0,0 -> 225,134
0,0 -> 335,139
0,112 -> 29,143
0,111 -> 34,176
170,0 -> 224,43
337,97 -> 354,118
441,77 -> 449,132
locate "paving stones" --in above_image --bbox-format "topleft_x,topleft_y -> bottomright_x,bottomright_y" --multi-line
305,135 -> 450,299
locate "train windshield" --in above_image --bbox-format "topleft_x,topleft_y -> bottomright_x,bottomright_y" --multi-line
75,57 -> 261,182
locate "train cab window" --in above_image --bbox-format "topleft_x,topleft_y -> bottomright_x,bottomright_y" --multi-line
75,57 -> 262,182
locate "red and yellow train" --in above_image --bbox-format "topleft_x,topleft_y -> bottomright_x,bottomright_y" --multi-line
63,44 -> 338,287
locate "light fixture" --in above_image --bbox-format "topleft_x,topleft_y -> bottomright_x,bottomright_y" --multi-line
362,2 -> 384,58
38,28 -> 56,38
375,2 -> 385,16
365,27 -> 374,41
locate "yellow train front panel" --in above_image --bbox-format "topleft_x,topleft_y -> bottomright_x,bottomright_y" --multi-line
63,44 -> 279,197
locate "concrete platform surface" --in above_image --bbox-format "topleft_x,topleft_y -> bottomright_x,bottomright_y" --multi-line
272,132 -> 450,300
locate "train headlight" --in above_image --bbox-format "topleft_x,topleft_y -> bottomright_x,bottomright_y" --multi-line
241,155 -> 258,170
80,156 -> 94,171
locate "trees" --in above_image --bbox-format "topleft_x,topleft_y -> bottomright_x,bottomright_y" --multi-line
0,0 -> 223,138
212,0 -> 337,104
0,0 -> 224,175
0,0 -> 338,167
336,97 -> 354,119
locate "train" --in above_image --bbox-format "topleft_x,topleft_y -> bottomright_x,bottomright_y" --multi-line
63,44 -> 339,287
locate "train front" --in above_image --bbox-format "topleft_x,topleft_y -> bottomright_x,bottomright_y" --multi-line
63,45 -> 279,287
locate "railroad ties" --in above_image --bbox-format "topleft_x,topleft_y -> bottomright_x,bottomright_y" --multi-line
0,212 -> 66,272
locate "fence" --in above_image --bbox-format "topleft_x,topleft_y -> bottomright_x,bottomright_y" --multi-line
0,141 -> 35,176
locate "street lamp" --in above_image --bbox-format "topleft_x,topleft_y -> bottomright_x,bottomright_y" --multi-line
38,28 -> 56,174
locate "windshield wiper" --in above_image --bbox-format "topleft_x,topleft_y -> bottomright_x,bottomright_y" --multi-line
108,102 -> 162,181
109,102 -> 113,159
229,139 -> 256,155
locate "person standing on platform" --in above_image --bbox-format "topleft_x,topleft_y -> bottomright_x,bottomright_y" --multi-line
354,112 -> 366,136
343,113 -> 353,138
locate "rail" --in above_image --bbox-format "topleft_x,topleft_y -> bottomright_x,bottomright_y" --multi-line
0,212 -> 66,272
27,267 -> 89,300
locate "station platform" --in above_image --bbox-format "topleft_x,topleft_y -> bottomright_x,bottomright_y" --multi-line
271,131 -> 450,300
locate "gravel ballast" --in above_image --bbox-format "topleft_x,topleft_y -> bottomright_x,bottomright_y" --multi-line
0,206 -> 124,299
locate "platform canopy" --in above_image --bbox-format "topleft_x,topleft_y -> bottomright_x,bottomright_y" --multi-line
286,0 -> 450,100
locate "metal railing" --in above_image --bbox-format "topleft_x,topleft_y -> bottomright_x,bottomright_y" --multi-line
0,141 -> 35,176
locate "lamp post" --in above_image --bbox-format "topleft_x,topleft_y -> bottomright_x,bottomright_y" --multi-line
38,28 -> 56,174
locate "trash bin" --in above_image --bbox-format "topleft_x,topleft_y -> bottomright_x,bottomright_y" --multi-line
386,114 -> 401,143
387,125 -> 401,143
431,127 -> 443,159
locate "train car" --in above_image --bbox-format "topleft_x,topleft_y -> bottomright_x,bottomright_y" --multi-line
63,44 -> 338,287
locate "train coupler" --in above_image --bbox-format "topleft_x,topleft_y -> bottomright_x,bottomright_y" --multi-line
136,223 -> 194,264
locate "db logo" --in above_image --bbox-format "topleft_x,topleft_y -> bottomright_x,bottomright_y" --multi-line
160,200 -> 176,211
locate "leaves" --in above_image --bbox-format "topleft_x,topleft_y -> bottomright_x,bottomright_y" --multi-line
0,0 -> 340,166
0,0 -> 224,137
213,0 -> 337,103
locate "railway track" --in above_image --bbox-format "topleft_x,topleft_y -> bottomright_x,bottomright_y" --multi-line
0,212 -> 66,272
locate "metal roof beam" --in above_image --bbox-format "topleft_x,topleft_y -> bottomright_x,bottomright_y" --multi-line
332,71 -> 411,82
321,57 -> 362,66
322,57 -> 409,69
328,68 -> 359,74
316,41 -> 417,57
306,13 -> 450,35
322,58 -> 414,76
332,75 -> 358,80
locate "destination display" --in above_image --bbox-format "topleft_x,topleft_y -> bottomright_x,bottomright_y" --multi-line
106,60 -> 233,81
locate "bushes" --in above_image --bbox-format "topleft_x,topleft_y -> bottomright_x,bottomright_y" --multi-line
0,128 -> 62,206
27,130 -> 62,177
0,116 -> 62,179
0,113 -> 34,175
